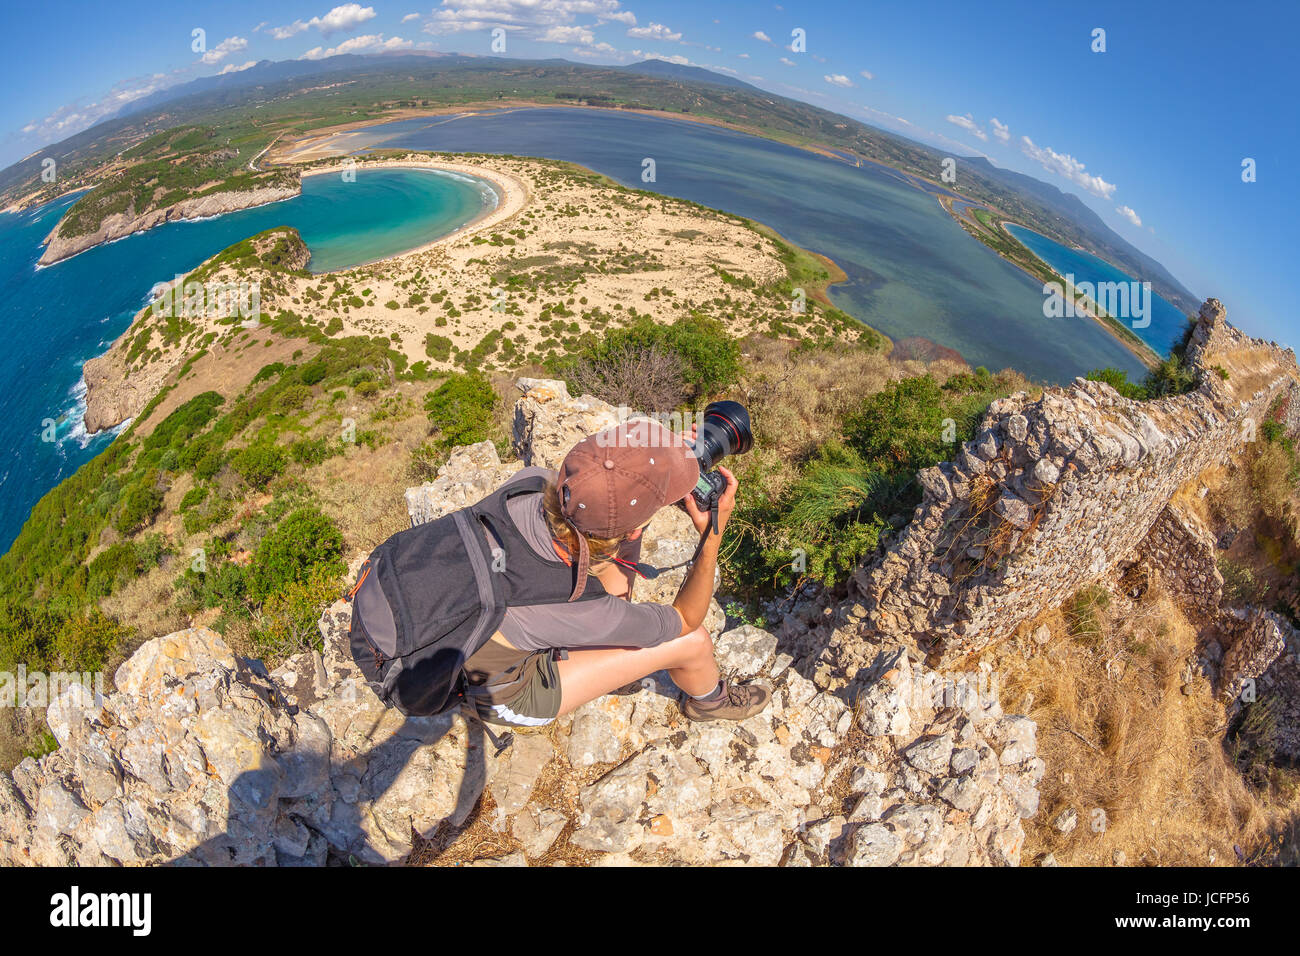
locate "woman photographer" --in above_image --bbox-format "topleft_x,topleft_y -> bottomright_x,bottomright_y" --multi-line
457,416 -> 772,729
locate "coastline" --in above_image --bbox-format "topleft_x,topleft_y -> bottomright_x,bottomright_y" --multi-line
938,193 -> 1160,370
36,183 -> 302,268
77,150 -> 838,438
998,217 -> 1164,369
278,104 -> 1164,369
296,157 -> 530,268
27,100 -> 1165,374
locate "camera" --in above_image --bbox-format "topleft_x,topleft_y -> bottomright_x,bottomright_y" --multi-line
687,400 -> 753,526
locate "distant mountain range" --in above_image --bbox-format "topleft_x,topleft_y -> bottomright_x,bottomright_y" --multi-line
3,54 -> 1199,313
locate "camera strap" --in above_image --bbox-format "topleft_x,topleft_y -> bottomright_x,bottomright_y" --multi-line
628,520 -> 715,580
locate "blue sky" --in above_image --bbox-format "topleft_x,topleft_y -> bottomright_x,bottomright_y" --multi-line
2,1 -> 1295,344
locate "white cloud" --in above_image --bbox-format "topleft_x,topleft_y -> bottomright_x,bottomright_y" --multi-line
218,60 -> 258,75
1020,135 -> 1117,199
779,56 -> 795,66
425,0 -> 632,36
631,50 -> 689,65
752,30 -> 772,43
859,69 -> 874,80
737,52 -> 749,59
541,25 -> 595,44
1116,205 -> 1142,227
989,117 -> 1010,143
628,22 -> 681,41
19,74 -> 183,144
301,33 -> 413,59
856,104 -> 912,128
273,4 -> 376,40
946,113 -> 987,140
401,13 -> 420,22
200,36 -> 248,65
824,74 -> 854,88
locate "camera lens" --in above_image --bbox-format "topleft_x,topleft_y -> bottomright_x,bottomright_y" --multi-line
693,400 -> 753,472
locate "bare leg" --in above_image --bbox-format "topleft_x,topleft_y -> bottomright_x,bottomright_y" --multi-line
554,625 -> 719,716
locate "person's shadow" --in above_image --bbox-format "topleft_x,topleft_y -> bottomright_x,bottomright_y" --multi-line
168,677 -> 504,866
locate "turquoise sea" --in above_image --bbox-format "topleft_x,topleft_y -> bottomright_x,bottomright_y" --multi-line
1005,223 -> 1193,356
0,168 -> 495,550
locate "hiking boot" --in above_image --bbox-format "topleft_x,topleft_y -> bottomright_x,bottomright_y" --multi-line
681,678 -> 772,722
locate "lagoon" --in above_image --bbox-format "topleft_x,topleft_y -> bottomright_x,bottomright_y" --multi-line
1005,222 -> 1192,356
347,108 -> 1152,382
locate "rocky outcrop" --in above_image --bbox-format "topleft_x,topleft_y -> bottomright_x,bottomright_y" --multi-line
0,381 -> 1038,866
81,226 -> 309,435
81,347 -> 155,435
38,182 -> 301,267
826,300 -> 1299,674
1256,619 -> 1300,760
1219,609 -> 1293,707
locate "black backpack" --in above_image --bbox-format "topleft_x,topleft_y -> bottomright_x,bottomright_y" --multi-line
345,474 -> 607,716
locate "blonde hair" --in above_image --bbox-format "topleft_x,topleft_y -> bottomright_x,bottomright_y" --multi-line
541,480 -> 627,571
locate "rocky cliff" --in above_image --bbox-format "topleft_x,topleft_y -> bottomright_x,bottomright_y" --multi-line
38,182 -> 301,267
0,381 -> 1040,867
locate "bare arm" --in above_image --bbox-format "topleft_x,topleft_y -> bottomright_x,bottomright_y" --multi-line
673,465 -> 738,636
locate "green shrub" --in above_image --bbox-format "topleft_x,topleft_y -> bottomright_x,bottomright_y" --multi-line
115,471 -> 164,534
248,507 -> 345,601
424,333 -> 453,362
273,384 -> 313,413
182,496 -> 233,535
1086,367 -> 1148,400
202,561 -> 249,609
142,392 -> 223,456
194,448 -> 225,480
252,362 -> 286,384
555,314 -> 740,401
53,609 -> 131,671
179,485 -> 208,511
425,372 -> 498,449
299,359 -> 327,386
251,567 -> 341,657
289,437 -> 335,466
232,443 -> 287,486
86,543 -> 143,598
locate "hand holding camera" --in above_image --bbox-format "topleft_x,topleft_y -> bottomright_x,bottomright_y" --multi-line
683,465 -> 738,536
681,400 -> 751,536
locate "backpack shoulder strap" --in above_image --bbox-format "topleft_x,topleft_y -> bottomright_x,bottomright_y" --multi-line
471,472 -> 609,604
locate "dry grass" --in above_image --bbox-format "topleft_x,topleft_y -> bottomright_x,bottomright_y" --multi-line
732,336 -> 987,501
1203,342 -> 1300,404
998,584 -> 1299,865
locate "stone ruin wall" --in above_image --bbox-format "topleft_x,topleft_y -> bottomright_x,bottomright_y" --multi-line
828,300 -> 1300,678
1140,502 -> 1224,616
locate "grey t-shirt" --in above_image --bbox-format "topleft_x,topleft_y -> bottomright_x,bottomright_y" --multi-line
492,467 -> 682,651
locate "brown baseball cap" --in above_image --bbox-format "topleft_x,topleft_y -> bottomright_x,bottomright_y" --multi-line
556,418 -> 699,600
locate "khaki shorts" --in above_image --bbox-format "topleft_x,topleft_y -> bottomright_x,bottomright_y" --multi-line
469,648 -> 566,728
